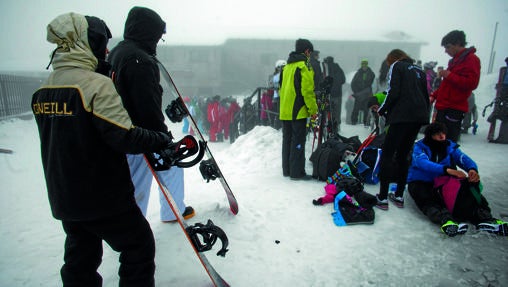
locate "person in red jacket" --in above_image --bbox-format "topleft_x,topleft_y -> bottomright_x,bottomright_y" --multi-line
207,95 -> 221,142
430,30 -> 481,142
227,97 -> 241,143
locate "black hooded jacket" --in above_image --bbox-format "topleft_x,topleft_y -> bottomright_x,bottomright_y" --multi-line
378,58 -> 430,125
108,7 -> 167,132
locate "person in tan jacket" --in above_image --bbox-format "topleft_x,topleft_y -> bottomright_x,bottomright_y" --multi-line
32,12 -> 173,286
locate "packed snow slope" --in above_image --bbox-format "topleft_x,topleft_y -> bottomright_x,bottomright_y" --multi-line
0,73 -> 507,286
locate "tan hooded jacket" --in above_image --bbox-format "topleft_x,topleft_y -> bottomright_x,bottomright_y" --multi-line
32,12 -> 169,221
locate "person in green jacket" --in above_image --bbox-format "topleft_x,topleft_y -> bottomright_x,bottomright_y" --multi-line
279,39 -> 318,180
368,91 -> 387,132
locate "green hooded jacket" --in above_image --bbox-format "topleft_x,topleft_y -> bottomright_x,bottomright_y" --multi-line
279,52 -> 318,120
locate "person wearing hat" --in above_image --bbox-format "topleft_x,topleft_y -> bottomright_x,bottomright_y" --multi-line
423,61 -> 438,94
33,12 -> 176,285
430,30 -> 481,142
350,58 -> 375,126
109,7 -> 195,224
279,38 -> 318,180
407,123 -> 507,237
322,56 -> 346,132
271,59 -> 286,130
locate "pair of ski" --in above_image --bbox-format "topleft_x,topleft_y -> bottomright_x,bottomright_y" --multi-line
148,61 -> 238,286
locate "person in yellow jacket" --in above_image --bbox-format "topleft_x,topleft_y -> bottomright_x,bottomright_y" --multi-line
279,38 -> 318,180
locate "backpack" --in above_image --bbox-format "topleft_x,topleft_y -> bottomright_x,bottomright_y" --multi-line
332,191 -> 375,226
310,138 -> 354,181
357,147 -> 382,184
335,134 -> 362,152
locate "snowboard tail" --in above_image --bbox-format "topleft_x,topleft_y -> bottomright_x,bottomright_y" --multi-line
144,156 -> 230,287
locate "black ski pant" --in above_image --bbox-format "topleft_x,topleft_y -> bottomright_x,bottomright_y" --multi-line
378,122 -> 422,200
351,97 -> 369,126
330,95 -> 342,127
271,99 -> 281,130
282,119 -> 307,178
408,181 -> 454,225
409,180 -> 493,226
60,207 -> 155,287
435,108 -> 464,142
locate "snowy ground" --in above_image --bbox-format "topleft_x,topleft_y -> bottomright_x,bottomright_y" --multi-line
1,73 -> 507,286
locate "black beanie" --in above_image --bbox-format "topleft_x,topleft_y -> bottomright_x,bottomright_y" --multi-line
295,38 -> 313,54
424,122 -> 448,139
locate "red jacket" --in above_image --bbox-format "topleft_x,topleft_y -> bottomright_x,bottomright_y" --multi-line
431,47 -> 481,113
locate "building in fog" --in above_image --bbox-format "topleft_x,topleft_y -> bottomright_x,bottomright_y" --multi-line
109,37 -> 426,98
0,36 -> 425,119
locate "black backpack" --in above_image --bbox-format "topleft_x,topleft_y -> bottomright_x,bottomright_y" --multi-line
310,138 -> 354,181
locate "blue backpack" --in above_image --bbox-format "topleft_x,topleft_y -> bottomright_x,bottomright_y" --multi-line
353,131 -> 385,184
357,147 -> 382,184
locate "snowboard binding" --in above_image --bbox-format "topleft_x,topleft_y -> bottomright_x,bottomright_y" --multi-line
186,219 -> 229,257
199,159 -> 221,182
147,135 -> 206,170
165,97 -> 188,123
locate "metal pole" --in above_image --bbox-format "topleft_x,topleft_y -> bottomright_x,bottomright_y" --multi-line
488,22 -> 499,74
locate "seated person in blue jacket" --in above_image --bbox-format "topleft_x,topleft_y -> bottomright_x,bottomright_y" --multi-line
407,122 -> 507,237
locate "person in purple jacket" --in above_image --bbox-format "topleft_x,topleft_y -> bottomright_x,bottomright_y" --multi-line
407,123 -> 507,237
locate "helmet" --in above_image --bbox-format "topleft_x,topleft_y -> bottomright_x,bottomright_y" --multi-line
275,60 -> 286,68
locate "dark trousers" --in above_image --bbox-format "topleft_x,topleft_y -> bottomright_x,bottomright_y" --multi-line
282,119 -> 307,178
351,97 -> 369,126
409,180 -> 493,225
435,109 -> 464,142
409,181 -> 453,225
330,96 -> 342,127
61,207 -> 155,287
271,99 -> 281,130
378,123 -> 422,199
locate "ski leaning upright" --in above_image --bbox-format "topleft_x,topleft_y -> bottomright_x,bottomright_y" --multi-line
157,60 -> 239,215
144,155 -> 230,287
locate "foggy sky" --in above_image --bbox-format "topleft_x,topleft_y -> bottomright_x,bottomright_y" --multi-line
1,0 -> 507,73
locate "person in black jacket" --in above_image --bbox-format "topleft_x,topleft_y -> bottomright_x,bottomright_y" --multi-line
310,50 -> 323,93
322,56 -> 346,132
350,59 -> 375,126
33,12 -> 175,286
374,49 -> 430,210
108,7 -> 194,223
378,60 -> 390,90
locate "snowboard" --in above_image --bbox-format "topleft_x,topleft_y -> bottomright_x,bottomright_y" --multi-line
157,61 -> 239,215
144,156 -> 230,287
0,148 -> 13,154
